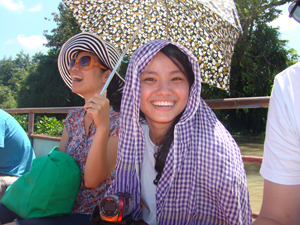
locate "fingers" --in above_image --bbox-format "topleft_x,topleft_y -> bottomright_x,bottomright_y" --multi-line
83,94 -> 110,128
84,101 -> 97,111
84,101 -> 103,114
84,94 -> 109,111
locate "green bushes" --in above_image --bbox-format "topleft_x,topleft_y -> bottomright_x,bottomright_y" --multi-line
13,114 -> 64,137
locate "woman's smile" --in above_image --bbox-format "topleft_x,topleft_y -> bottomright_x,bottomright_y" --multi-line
140,52 -> 189,128
151,100 -> 175,108
71,75 -> 84,83
69,51 -> 107,99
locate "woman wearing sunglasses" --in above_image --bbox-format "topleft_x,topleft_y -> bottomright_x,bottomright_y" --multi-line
0,32 -> 124,225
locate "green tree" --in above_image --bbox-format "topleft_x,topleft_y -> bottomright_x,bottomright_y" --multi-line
0,52 -> 32,107
222,0 -> 299,135
44,2 -> 81,53
14,51 -> 31,70
201,0 -> 299,135
0,58 -> 15,87
17,2 -> 83,108
18,51 -> 84,108
0,85 -> 17,108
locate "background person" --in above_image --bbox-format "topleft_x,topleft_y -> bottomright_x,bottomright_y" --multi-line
0,109 -> 35,200
0,32 -> 124,225
106,39 -> 252,225
253,1 -> 300,224
253,63 -> 300,224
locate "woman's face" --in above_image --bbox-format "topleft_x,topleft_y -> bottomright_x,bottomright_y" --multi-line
140,51 -> 190,130
69,51 -> 107,99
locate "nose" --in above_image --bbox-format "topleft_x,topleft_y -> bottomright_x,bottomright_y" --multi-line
69,63 -> 80,73
156,80 -> 172,96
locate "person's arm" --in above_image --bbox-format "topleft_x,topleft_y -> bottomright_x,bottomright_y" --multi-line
83,93 -> 118,188
58,125 -> 68,153
253,180 -> 300,225
255,70 -> 300,224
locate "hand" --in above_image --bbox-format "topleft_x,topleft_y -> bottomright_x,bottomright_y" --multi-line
83,92 -> 110,131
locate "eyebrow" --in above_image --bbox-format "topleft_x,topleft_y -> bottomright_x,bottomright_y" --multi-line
140,69 -> 183,76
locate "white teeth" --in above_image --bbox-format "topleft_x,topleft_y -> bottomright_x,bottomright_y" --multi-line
72,75 -> 83,81
152,101 -> 174,107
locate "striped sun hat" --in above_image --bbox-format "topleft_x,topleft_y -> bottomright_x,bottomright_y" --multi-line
58,32 -> 124,93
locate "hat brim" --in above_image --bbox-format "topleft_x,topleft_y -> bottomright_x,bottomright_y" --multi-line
58,32 -> 124,95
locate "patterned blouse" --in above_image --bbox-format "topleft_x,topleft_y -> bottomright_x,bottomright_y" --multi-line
65,107 -> 120,214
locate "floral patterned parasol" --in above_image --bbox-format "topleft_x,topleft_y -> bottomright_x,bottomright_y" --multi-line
63,0 -> 242,92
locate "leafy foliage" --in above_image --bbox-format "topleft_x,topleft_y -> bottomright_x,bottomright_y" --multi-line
13,114 -> 29,131
202,0 -> 300,135
16,3 -> 84,108
13,114 -> 64,137
34,115 -> 64,136
0,52 -> 31,108
17,51 -> 84,108
44,2 -> 81,53
0,85 -> 17,108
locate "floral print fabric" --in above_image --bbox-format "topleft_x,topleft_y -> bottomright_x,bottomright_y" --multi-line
65,107 -> 119,214
62,0 -> 242,92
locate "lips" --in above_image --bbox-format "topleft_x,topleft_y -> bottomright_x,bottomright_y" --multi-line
151,101 -> 175,107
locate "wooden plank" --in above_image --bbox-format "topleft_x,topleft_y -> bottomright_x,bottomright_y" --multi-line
28,112 -> 34,136
205,97 -> 270,109
3,97 -> 271,113
30,134 -> 61,142
4,106 -> 81,114
242,156 -> 263,163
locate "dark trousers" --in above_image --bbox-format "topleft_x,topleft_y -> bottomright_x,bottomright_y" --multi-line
0,204 -> 91,225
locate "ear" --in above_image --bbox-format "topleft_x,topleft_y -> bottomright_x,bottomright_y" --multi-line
102,70 -> 112,83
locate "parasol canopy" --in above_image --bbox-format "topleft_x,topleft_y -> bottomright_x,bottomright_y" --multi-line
63,0 -> 242,92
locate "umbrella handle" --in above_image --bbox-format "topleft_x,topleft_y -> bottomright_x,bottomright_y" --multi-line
100,0 -> 158,95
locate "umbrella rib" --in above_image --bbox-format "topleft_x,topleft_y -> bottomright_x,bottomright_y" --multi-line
100,0 -> 158,95
161,0 -> 170,38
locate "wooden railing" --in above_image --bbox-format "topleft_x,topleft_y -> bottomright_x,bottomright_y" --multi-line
4,96 -> 269,219
4,96 -> 270,142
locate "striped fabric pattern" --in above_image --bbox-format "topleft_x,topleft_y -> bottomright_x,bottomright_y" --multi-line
106,39 -> 252,224
57,32 -> 124,91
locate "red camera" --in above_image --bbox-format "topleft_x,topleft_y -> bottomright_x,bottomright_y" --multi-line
99,192 -> 134,222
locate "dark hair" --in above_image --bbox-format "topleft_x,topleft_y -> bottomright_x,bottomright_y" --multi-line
98,59 -> 123,112
106,75 -> 123,112
140,44 -> 194,185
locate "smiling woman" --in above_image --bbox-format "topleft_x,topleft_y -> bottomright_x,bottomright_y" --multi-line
106,39 -> 252,225
0,32 -> 124,225
139,51 -> 190,135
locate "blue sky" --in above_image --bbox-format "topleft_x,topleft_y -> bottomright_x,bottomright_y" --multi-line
0,0 -> 62,59
0,0 -> 299,60
269,2 -> 300,56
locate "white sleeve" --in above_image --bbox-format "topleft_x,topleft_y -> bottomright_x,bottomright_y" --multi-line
260,64 -> 300,185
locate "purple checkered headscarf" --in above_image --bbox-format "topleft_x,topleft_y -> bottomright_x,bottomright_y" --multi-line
106,40 -> 252,224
